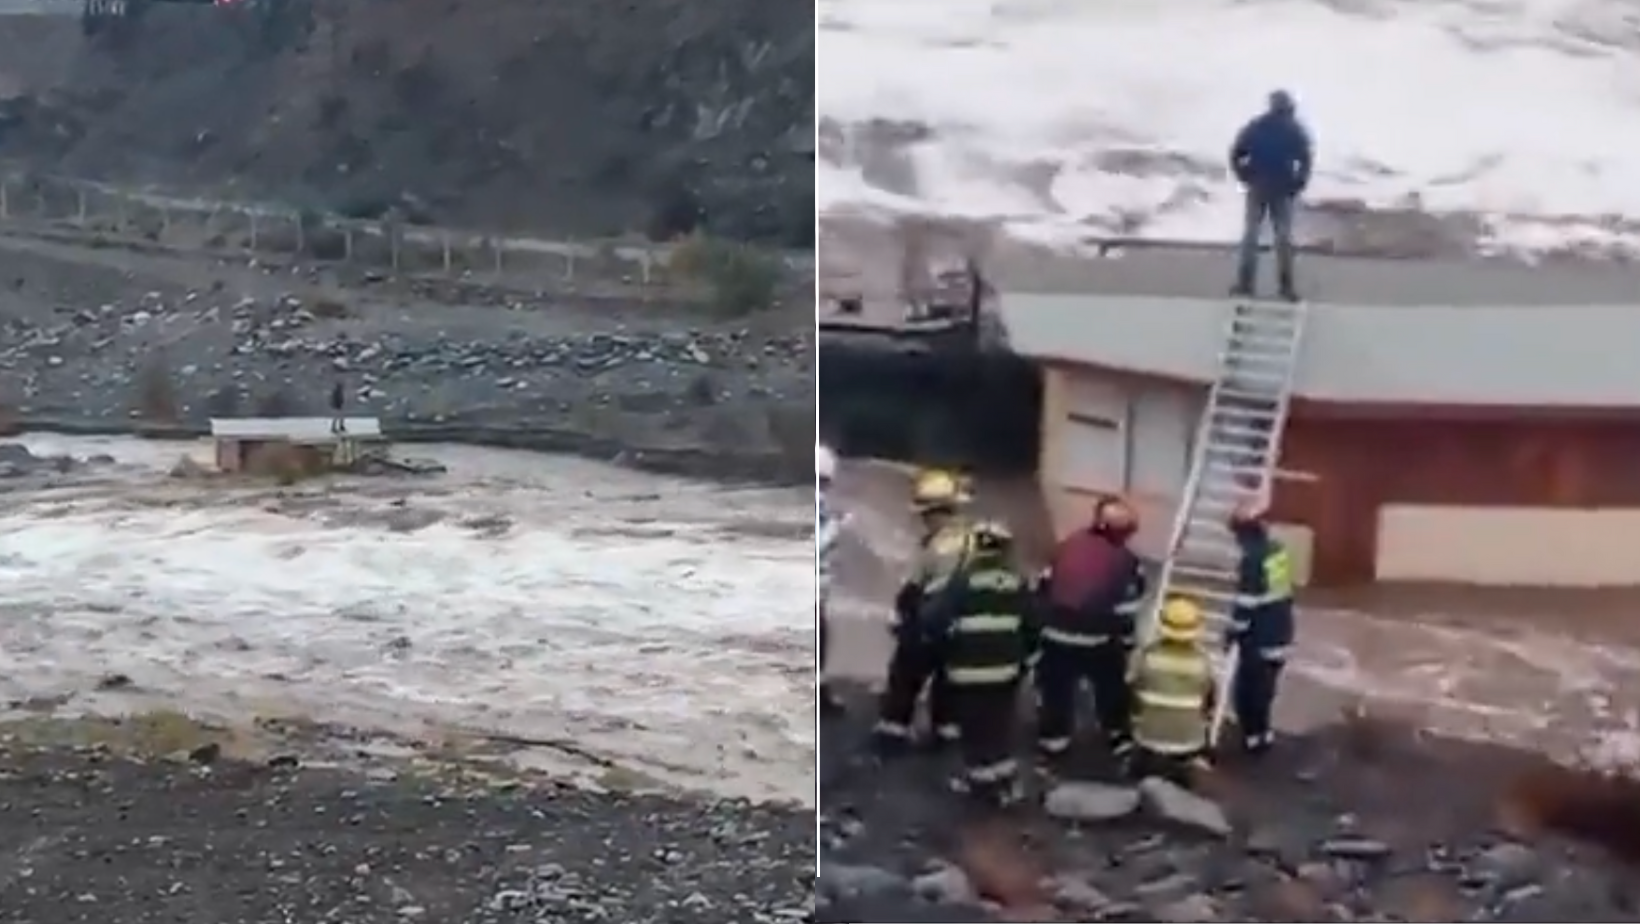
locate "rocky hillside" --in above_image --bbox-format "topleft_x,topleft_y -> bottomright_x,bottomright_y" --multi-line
0,0 -> 812,245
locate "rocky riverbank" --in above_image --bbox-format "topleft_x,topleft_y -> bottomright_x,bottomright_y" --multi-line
0,722 -> 816,924
0,234 -> 813,484
818,686 -> 1640,923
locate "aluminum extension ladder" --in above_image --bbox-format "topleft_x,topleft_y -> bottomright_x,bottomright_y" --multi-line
1138,297 -> 1310,748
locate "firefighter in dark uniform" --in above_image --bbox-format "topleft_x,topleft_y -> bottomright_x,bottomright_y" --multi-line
1228,500 -> 1295,755
923,518 -> 1036,805
1035,496 -> 1147,762
872,468 -> 971,753
1130,596 -> 1215,782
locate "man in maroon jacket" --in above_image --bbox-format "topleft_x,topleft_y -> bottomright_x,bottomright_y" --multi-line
1034,497 -> 1147,763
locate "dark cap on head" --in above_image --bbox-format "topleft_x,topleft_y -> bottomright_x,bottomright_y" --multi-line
1268,89 -> 1296,113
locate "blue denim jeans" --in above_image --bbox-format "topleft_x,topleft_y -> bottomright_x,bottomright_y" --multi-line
1235,190 -> 1296,293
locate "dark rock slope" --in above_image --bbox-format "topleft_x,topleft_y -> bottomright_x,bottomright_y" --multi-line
0,0 -> 813,245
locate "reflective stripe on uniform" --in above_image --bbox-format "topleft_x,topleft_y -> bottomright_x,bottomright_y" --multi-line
967,758 -> 1018,783
1260,645 -> 1289,662
935,724 -> 961,741
1114,599 -> 1141,616
1041,626 -> 1110,647
1037,736 -> 1071,754
954,614 -> 1021,633
1236,548 -> 1294,606
946,664 -> 1021,684
1137,737 -> 1202,756
873,720 -> 910,738
1138,690 -> 1202,710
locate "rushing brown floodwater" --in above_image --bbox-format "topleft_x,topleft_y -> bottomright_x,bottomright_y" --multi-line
0,434 -> 815,803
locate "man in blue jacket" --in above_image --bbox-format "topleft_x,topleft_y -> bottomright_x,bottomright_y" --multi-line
1228,90 -> 1312,301
1227,501 -> 1295,755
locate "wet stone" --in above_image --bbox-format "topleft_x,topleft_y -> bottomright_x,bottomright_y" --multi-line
818,862 -> 909,902
1320,837 -> 1392,861
1049,874 -> 1115,913
1468,841 -> 1539,888
1044,781 -> 1142,823
910,863 -> 975,905
1138,776 -> 1232,837
1133,871 -> 1198,901
1148,892 -> 1219,923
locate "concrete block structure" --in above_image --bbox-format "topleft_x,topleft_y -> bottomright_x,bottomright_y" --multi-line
998,247 -> 1640,589
210,416 -> 384,474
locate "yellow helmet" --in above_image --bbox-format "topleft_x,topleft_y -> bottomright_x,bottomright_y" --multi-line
965,518 -> 1013,558
911,468 -> 970,512
1157,597 -> 1203,642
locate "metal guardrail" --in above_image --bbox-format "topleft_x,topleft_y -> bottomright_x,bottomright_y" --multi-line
0,173 -> 814,287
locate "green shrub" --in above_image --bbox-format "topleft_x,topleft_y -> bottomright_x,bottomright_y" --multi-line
669,232 -> 782,317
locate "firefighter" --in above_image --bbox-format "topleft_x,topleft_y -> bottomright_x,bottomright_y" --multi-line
1130,597 -> 1215,782
1228,500 -> 1295,755
872,467 -> 971,753
816,442 -> 845,716
923,518 -> 1035,805
1035,496 -> 1147,763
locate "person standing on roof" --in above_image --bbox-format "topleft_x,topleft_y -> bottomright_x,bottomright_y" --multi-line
1229,89 -> 1312,302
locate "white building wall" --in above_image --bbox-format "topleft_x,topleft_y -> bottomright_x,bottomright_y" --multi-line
1378,506 -> 1640,586
1041,366 -> 1200,558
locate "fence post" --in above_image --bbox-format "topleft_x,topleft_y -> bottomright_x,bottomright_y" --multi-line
565,250 -> 575,282
159,205 -> 171,239
343,226 -> 353,262
492,238 -> 502,275
249,212 -> 259,251
1,180 -> 9,220
294,213 -> 305,256
76,187 -> 87,224
442,231 -> 452,274
390,225 -> 401,271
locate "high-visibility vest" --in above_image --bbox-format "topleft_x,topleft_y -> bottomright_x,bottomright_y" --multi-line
1132,643 -> 1212,755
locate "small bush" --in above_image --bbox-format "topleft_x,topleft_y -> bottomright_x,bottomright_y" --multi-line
669,232 -> 781,317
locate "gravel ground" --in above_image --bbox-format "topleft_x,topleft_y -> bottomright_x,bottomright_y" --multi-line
0,229 -> 813,483
0,732 -> 815,924
818,684 -> 1640,923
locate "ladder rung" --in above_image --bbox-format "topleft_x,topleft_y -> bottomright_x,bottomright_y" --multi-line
1211,425 -> 1274,442
1212,404 -> 1279,419
1204,460 -> 1270,477
1224,354 -> 1292,371
1218,387 -> 1281,403
1178,586 -> 1242,607
1228,322 -> 1297,337
1224,371 -> 1289,387
1171,564 -> 1237,583
1226,336 -> 1297,354
1230,316 -> 1299,334
1233,305 -> 1305,320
